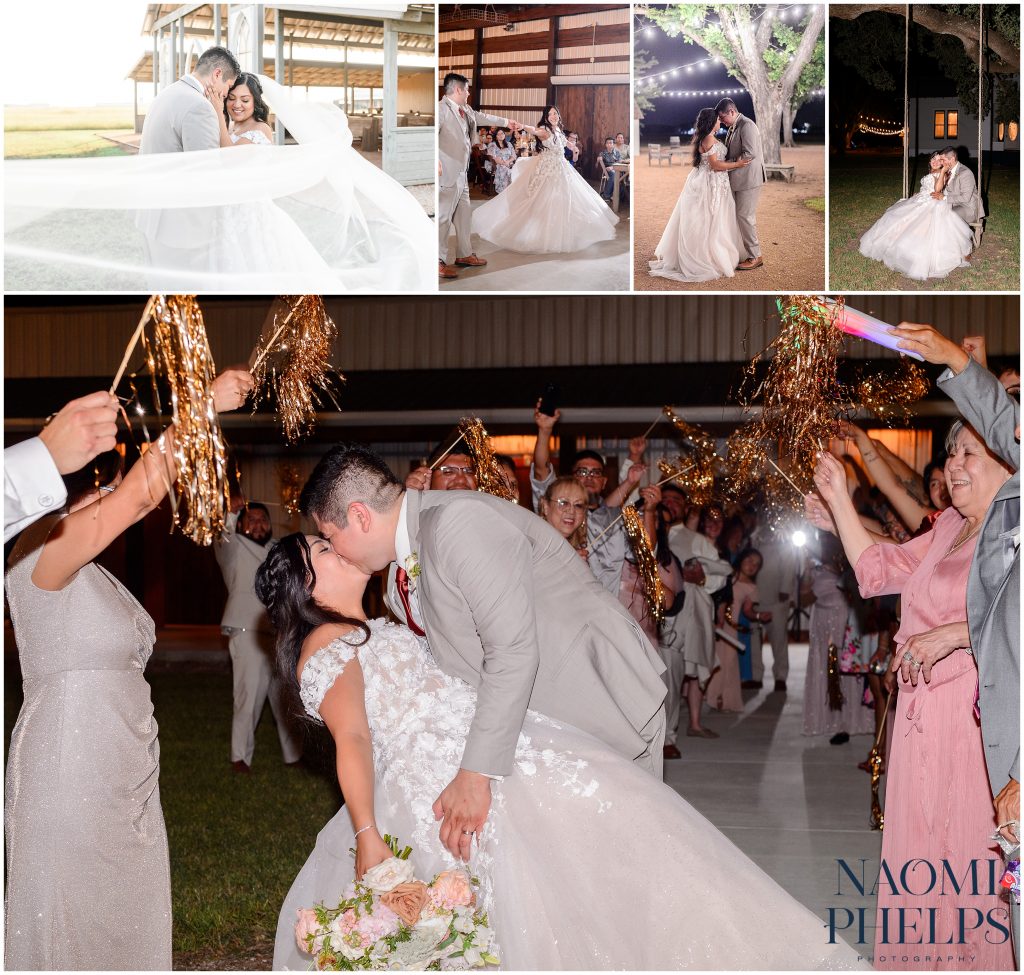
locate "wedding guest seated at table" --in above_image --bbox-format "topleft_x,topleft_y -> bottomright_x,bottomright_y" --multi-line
487,128 -> 517,195
599,137 -> 621,202
564,131 -> 581,169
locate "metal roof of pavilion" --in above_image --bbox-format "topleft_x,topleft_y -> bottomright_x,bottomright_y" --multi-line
141,4 -> 435,52
127,51 -> 433,87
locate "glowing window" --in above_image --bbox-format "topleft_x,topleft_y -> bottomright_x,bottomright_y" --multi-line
1010,121 -> 1019,142
947,111 -> 958,138
934,111 -> 945,138
999,122 -> 1006,141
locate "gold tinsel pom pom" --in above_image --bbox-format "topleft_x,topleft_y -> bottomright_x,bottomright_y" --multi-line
852,360 -> 930,426
662,406 -> 720,505
142,295 -> 230,546
622,505 -> 666,626
458,417 -> 518,503
250,295 -> 340,443
278,462 -> 304,521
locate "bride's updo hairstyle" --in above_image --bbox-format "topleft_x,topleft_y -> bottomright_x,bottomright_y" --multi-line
691,107 -> 720,167
255,533 -> 370,696
225,72 -> 270,125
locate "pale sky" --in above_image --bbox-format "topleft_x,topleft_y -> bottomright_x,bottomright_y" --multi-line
3,1 -> 434,107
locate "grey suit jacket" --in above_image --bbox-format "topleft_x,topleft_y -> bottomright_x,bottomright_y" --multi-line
939,358 -> 1019,794
392,489 -> 667,776
944,163 -> 985,222
438,98 -> 509,190
724,114 -> 765,191
214,512 -> 273,633
137,75 -> 221,246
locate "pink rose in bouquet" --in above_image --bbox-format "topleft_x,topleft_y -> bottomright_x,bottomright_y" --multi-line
295,908 -> 324,954
429,869 -> 475,910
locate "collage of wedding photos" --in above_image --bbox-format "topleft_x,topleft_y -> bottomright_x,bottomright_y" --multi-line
1,2 -> 1021,974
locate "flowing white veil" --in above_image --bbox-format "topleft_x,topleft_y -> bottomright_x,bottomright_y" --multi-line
4,76 -> 435,292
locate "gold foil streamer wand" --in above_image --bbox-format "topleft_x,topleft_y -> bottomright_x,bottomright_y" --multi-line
868,689 -> 893,831
457,417 -> 518,504
110,295 -> 157,394
622,505 -> 665,626
140,295 -> 230,546
248,296 -> 340,443
588,463 -> 696,549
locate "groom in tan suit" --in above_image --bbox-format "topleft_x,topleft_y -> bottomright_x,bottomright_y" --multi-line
301,445 -> 668,861
437,72 -> 524,280
716,97 -> 766,271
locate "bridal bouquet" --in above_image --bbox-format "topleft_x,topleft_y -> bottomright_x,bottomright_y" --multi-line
295,836 -> 499,970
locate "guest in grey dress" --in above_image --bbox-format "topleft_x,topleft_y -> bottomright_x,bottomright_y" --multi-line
4,367 -> 252,970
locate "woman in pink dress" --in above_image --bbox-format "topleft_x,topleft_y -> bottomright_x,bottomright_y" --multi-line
706,548 -> 772,712
806,427 -> 1014,972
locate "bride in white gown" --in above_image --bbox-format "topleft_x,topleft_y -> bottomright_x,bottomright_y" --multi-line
257,533 -> 867,971
470,106 -> 618,254
858,151 -> 972,280
649,107 -> 749,283
4,76 -> 434,291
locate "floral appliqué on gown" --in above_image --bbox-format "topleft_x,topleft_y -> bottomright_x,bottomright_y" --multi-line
273,618 -> 868,971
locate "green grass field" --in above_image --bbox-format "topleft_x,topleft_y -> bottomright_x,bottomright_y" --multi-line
4,105 -> 135,159
829,152 -> 1020,291
5,662 -> 342,968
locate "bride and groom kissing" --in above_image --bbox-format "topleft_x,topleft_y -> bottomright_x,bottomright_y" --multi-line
262,445 -> 866,970
649,97 -> 767,284
859,146 -> 984,281
131,47 -> 435,290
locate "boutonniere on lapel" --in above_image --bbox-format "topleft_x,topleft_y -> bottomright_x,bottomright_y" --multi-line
404,552 -> 421,592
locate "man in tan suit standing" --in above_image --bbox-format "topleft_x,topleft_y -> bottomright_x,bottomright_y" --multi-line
437,72 -> 525,281
301,445 -> 668,861
716,97 -> 766,271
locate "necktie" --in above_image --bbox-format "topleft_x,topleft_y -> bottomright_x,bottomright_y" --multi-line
395,567 -> 425,637
459,107 -> 466,120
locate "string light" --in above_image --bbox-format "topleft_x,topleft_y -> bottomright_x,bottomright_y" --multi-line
660,87 -> 823,98
858,123 -> 905,136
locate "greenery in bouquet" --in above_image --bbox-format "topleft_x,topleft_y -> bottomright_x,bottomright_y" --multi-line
294,835 -> 499,971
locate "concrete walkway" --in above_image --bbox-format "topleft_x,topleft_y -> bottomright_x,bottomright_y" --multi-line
668,640 -> 881,959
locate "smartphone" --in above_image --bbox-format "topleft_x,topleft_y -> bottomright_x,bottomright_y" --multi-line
537,383 -> 560,417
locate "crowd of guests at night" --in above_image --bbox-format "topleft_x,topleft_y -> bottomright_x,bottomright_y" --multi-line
3,321 -> 1019,970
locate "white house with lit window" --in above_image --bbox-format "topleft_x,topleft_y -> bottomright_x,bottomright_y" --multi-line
908,94 -> 1020,155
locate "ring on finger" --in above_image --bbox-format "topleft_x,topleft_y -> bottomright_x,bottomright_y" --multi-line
910,659 -> 922,670
461,829 -> 475,836
902,651 -> 914,663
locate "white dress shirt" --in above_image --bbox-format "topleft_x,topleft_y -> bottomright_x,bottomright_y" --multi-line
394,492 -> 423,626
4,438 -> 67,542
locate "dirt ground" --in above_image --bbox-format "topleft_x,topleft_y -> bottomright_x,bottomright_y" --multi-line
632,143 -> 825,291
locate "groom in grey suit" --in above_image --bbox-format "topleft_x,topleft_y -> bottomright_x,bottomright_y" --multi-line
136,47 -> 240,277
939,147 -> 985,230
437,73 -> 523,280
301,445 -> 668,860
716,98 -> 766,271
895,323 -> 1019,958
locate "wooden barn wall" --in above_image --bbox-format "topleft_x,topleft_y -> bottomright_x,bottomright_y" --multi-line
4,295 -> 1020,379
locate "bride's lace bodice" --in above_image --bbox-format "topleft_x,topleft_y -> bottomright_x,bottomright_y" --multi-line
526,127 -> 570,196
230,128 -> 272,146
698,140 -> 730,214
918,172 -> 939,196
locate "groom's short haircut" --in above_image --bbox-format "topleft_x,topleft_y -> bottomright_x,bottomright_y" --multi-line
195,46 -> 241,82
443,72 -> 470,95
300,444 -> 402,528
715,97 -> 737,114
941,146 -> 959,160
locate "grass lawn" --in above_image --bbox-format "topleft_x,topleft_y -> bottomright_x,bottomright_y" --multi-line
829,152 -> 1020,291
4,660 -> 343,969
5,106 -> 134,159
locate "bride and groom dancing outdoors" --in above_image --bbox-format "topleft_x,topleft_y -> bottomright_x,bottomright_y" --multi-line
262,445 -> 867,970
5,45 -> 435,292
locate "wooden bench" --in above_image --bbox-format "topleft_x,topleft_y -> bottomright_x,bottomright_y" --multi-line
764,163 -> 795,182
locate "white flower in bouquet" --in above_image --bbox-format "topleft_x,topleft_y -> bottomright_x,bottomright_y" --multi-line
462,946 -> 483,967
452,909 -> 476,935
362,856 -> 416,894
390,915 -> 449,969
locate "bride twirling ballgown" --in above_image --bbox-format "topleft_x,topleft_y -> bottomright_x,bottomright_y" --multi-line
259,535 -> 867,972
4,76 -> 435,292
470,105 -> 618,254
858,152 -> 973,281
648,107 -> 749,283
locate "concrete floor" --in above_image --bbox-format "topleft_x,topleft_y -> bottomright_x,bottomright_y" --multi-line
669,641 -> 882,959
441,196 -> 631,292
